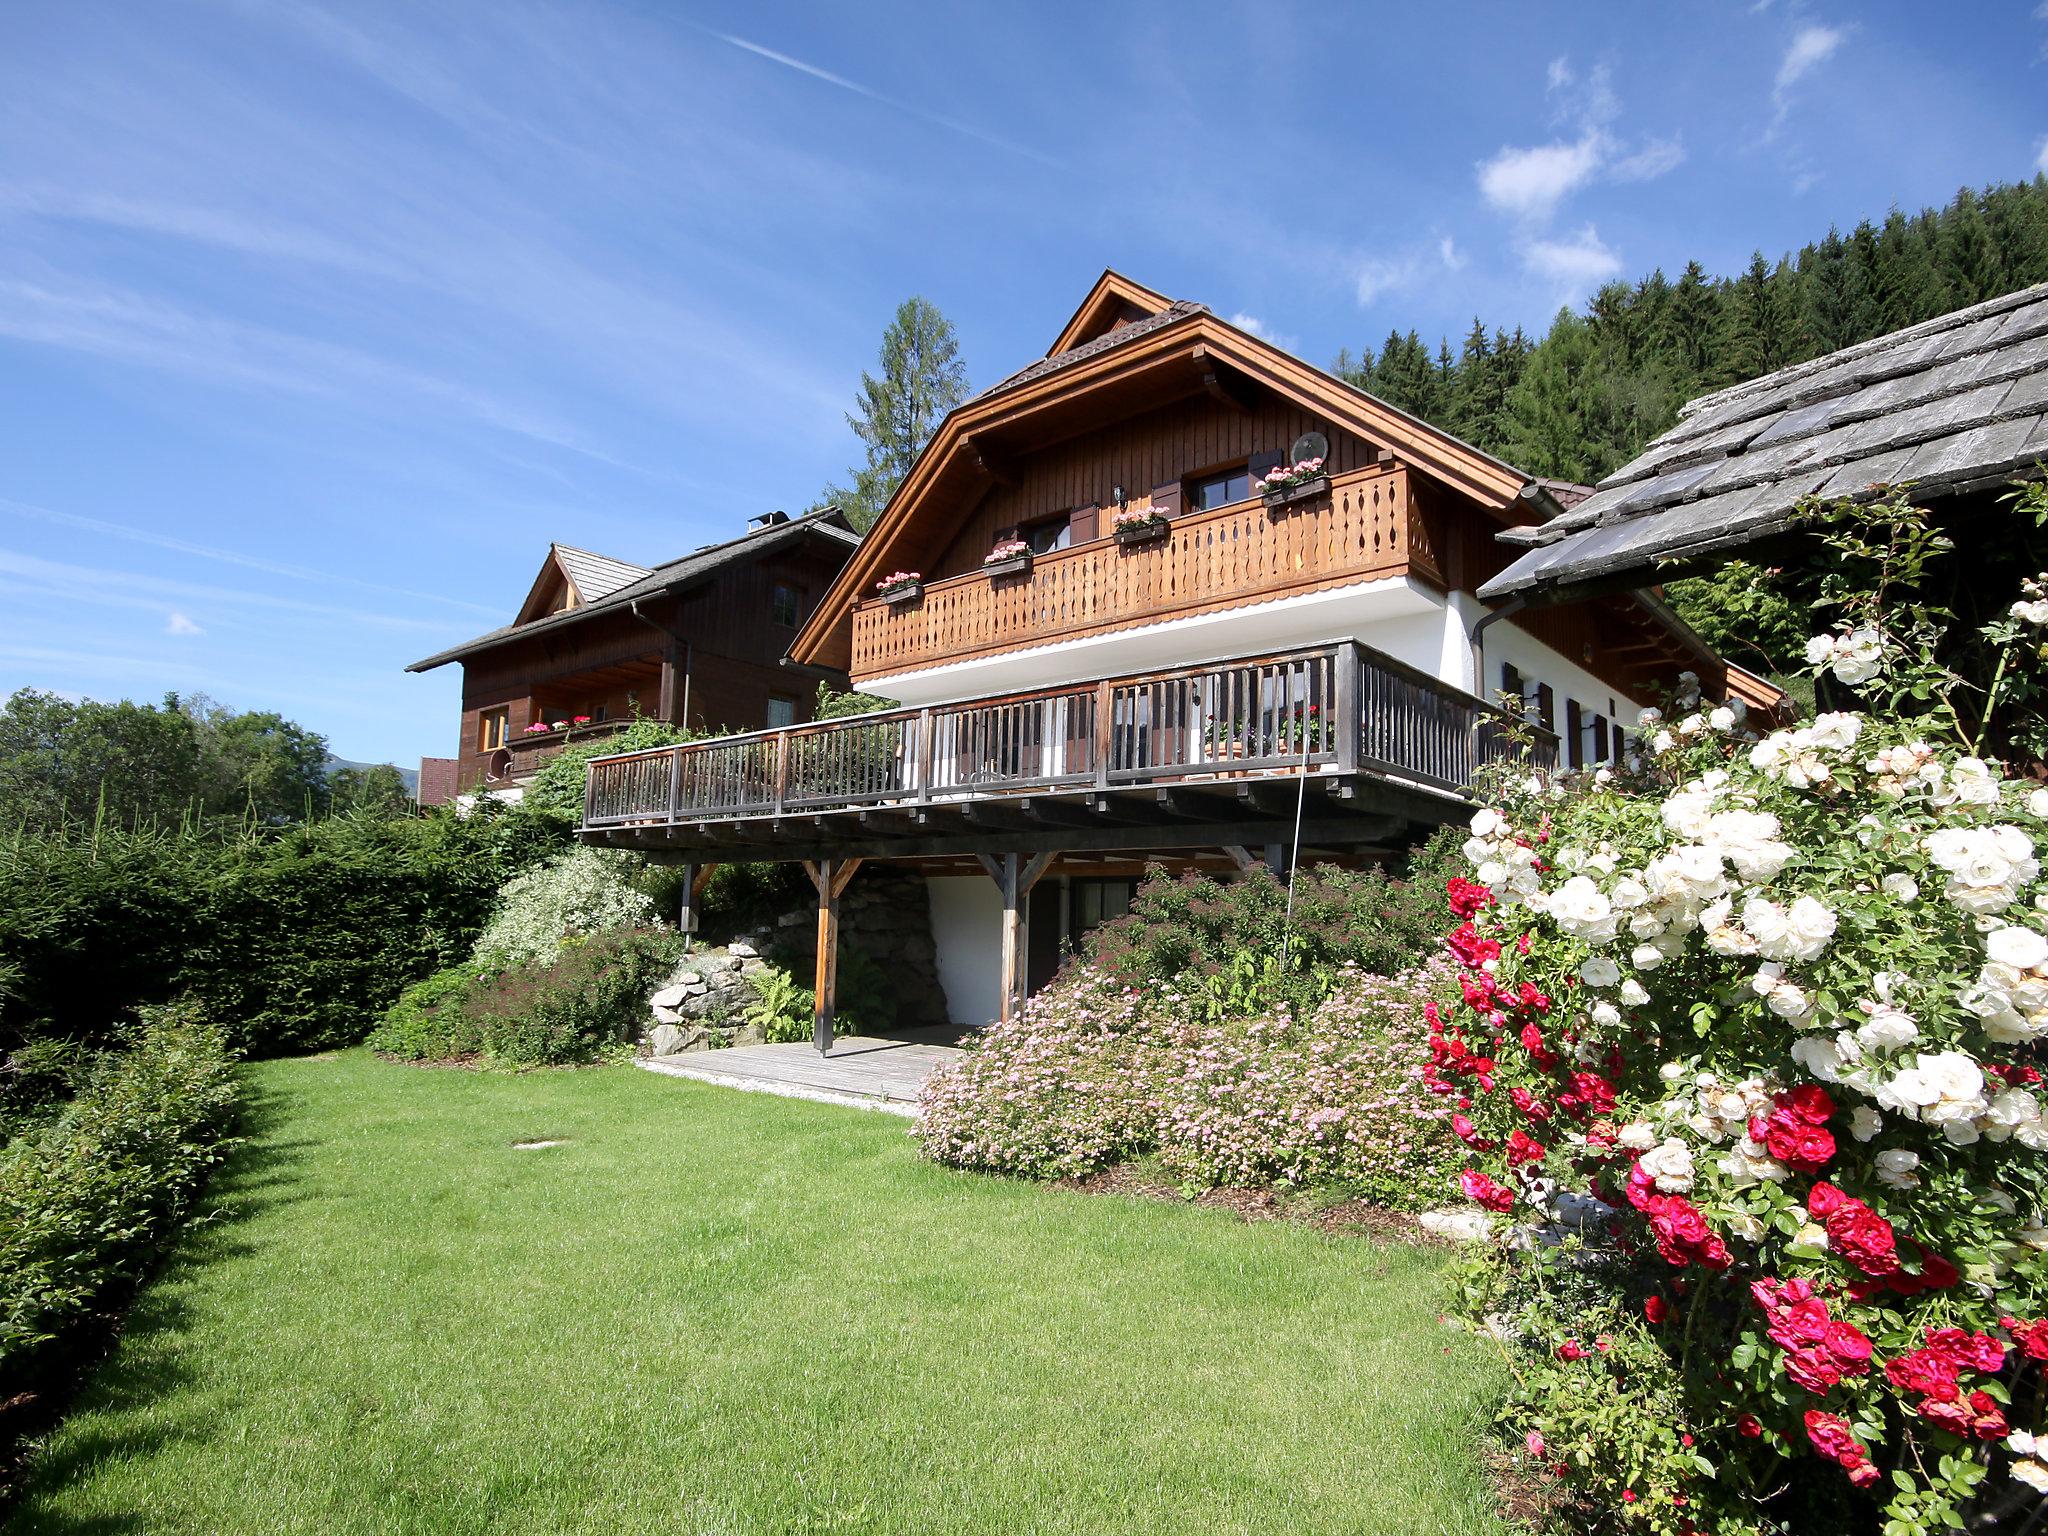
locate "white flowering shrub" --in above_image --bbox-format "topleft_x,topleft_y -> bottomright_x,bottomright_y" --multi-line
1443,498 -> 2048,1536
471,846 -> 655,968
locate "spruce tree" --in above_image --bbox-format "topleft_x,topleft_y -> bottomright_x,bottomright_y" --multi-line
1871,208 -> 1943,331
1500,309 -> 1603,484
1936,187 -> 2004,307
1663,261 -> 1720,392
824,296 -> 969,531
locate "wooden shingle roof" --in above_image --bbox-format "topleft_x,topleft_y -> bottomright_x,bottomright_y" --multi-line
1481,284 -> 2048,602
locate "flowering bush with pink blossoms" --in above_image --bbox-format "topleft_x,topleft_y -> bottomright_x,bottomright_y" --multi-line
917,957 -> 1462,1210
1442,495 -> 2048,1535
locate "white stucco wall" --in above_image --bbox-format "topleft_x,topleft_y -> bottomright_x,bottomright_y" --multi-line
927,874 -> 1005,1027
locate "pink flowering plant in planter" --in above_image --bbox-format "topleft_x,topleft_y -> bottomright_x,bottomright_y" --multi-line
874,570 -> 922,600
1440,494 -> 2048,1535
983,538 -> 1031,567
1110,505 -> 1169,534
1256,455 -> 1326,493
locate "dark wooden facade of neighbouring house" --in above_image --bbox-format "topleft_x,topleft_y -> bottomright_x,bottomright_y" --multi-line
408,510 -> 860,803
578,271 -> 1784,1047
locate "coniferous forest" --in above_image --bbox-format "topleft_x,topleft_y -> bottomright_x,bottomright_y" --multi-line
1332,177 -> 2048,488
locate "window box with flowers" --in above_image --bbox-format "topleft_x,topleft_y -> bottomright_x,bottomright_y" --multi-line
982,539 -> 1033,580
875,571 -> 924,605
1258,455 -> 1329,512
1110,506 -> 1171,548
1275,702 -> 1331,754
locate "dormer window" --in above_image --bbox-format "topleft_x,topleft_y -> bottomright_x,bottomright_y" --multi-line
1186,464 -> 1252,513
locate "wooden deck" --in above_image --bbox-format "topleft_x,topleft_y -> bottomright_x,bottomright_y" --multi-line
636,1026 -> 969,1116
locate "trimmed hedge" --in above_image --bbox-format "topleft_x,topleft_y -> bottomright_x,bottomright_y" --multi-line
0,808 -> 562,1057
0,1006 -> 239,1385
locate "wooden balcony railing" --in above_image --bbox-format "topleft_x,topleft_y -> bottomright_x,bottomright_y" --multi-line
493,719 -> 637,782
849,466 -> 1415,678
583,641 -> 1552,831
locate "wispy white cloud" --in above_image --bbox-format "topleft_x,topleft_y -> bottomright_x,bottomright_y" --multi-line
1226,312 -> 1298,352
705,30 -> 1061,168
2037,136 -> 2048,176
1439,236 -> 1466,272
1522,225 -> 1623,302
1771,24 -> 1848,133
1477,57 -> 1681,222
165,612 -> 204,636
0,497 -> 499,616
0,548 -> 455,634
1352,234 -> 1468,309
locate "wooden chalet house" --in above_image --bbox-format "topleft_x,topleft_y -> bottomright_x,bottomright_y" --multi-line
581,272 -> 1780,1041
409,509 -> 860,804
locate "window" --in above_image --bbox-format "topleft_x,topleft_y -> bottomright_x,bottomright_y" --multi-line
478,707 -> 509,752
770,582 -> 801,628
1068,879 -> 1134,947
1186,465 -> 1252,513
1500,663 -> 1553,733
1020,513 -> 1072,555
765,695 -> 797,729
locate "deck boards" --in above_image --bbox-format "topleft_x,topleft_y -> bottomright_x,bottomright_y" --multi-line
636,1028 -> 969,1117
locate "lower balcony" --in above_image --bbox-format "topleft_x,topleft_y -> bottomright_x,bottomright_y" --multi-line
580,641 -> 1549,864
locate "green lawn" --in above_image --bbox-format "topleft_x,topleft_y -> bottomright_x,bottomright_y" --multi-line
8,1053 -> 1506,1536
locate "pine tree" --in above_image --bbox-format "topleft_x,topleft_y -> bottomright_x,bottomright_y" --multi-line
1871,208 -> 1943,331
1715,252 -> 1792,384
1844,219 -> 1887,342
824,296 -> 969,531
1500,309 -> 1604,484
1446,319 -> 1493,444
1797,228 -> 1864,359
1367,330 -> 1441,419
1662,261 -> 1720,392
1936,187 -> 2004,307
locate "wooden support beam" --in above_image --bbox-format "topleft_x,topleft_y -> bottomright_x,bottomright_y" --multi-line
961,801 -> 1037,832
676,861 -> 719,935
856,808 -> 919,837
1222,845 -> 1256,871
965,435 -> 1019,487
801,858 -> 864,1053
1191,344 -> 1256,413
1018,796 -> 1097,829
976,852 -> 1055,1025
1156,786 -> 1242,821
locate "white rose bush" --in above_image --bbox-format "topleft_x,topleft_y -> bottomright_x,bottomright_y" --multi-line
1441,494 -> 2048,1535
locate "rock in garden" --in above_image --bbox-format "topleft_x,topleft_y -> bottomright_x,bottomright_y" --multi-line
648,1024 -> 686,1057
1419,1207 -> 1493,1243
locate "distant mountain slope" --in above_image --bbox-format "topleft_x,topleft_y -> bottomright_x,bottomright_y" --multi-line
324,755 -> 418,795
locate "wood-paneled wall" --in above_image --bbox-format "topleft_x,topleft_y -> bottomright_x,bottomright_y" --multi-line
930,395 -> 1374,578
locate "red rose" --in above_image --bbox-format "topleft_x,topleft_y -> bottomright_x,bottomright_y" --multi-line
1924,1327 -> 2006,1375
1736,1414 -> 1763,1439
1644,1295 -> 1672,1324
1780,1084 -> 1835,1124
1446,878 -> 1494,918
1461,1170 -> 1514,1212
1886,1347 -> 1961,1402
1804,1411 -> 1878,1486
1505,1130 -> 1547,1167
1806,1181 -> 1848,1218
2002,1316 -> 2048,1361
1556,1339 -> 1588,1361
1762,1112 -> 1836,1172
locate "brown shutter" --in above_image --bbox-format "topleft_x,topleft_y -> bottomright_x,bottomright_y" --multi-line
1149,480 -> 1183,519
1501,662 -> 1523,715
1565,699 -> 1583,768
1536,684 -> 1555,735
1068,504 -> 1098,542
1593,715 -> 1609,762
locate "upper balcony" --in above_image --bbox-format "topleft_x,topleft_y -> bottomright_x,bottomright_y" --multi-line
580,639 -> 1548,865
849,465 -> 1433,684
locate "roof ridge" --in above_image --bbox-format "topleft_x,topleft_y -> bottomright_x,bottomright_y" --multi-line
1676,281 -> 2048,422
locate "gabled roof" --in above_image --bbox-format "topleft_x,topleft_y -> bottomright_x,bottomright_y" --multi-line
790,276 -> 1542,672
1481,283 -> 2048,603
1044,269 -> 1176,356
408,508 -> 860,673
513,543 -> 652,625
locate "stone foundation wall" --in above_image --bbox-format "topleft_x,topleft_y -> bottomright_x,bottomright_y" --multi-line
641,867 -> 948,1054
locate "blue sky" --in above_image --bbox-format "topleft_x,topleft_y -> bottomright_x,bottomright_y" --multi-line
2,1 -> 2044,769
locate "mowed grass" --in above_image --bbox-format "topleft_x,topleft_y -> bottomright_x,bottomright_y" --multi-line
9,1052 -> 1507,1536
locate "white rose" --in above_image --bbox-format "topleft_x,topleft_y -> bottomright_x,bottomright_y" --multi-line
1874,1148 -> 1922,1189
2029,787 -> 2048,819
1856,1005 -> 1918,1052
1617,1120 -> 1658,1151
1881,872 -> 1919,903
1784,896 -> 1838,960
1709,706 -> 1735,731
1620,979 -> 1650,1006
1986,926 -> 2048,971
1470,807 -> 1504,838
1639,1137 -> 1696,1192
1803,635 -> 1835,666
1741,897 -> 1791,952
1631,943 -> 1665,971
1590,1001 -> 1621,1028
1727,1212 -> 1766,1243
1791,1034 -> 1846,1082
2014,1460 -> 2048,1495
1849,1106 -> 1883,1141
1580,956 -> 1621,988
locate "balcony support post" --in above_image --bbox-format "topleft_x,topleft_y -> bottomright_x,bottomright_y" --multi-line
802,858 -> 863,1054
1334,641 -> 1361,778
977,851 -> 1055,1024
1093,680 -> 1114,788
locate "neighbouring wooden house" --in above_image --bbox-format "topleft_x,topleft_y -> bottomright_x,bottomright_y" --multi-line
581,271 -> 1781,1039
409,509 -> 861,803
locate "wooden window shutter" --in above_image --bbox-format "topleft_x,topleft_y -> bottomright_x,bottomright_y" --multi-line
1501,662 -> 1523,715
1565,698 -> 1583,768
1068,504 -> 1098,542
1593,715 -> 1609,762
1535,684 -> 1554,735
1148,480 -> 1183,520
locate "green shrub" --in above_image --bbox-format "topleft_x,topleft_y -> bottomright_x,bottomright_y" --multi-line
472,846 -> 656,968
451,928 -> 685,1066
516,718 -> 695,826
0,1006 -> 238,1385
1083,844 -> 1458,1018
0,807 -> 561,1058
364,964 -> 485,1062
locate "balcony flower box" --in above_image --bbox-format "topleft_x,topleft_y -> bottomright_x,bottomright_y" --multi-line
1110,507 -> 1170,548
982,539 -> 1033,580
1258,456 -> 1329,512
875,570 -> 924,606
